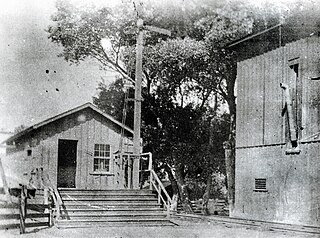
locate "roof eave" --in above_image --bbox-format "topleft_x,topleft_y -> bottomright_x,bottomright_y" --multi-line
3,103 -> 133,144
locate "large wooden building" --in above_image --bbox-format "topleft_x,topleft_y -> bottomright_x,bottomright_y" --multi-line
231,21 -> 320,226
3,103 -> 140,190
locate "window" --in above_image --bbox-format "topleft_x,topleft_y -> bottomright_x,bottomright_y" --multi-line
93,144 -> 110,172
27,149 -> 32,156
254,178 -> 267,192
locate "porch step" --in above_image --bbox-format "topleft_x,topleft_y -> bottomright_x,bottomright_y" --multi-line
56,218 -> 175,228
64,207 -> 164,214
61,203 -> 160,209
57,189 -> 175,227
62,197 -> 157,202
58,189 -> 153,195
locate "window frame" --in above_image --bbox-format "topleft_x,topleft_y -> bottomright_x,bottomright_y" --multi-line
93,144 -> 111,172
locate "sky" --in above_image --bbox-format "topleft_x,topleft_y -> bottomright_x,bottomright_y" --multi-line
0,0 -> 120,132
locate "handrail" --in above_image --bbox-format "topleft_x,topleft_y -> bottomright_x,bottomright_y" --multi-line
150,169 -> 172,204
139,152 -> 174,215
149,169 -> 173,216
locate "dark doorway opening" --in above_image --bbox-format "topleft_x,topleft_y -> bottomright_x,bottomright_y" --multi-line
57,139 -> 77,188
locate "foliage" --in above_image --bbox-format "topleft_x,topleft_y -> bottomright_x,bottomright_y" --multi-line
93,78 -> 135,128
14,125 -> 28,134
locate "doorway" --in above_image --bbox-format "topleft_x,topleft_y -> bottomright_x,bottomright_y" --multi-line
57,139 -> 77,188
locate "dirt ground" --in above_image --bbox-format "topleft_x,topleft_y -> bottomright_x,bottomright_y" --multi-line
0,218 -> 318,238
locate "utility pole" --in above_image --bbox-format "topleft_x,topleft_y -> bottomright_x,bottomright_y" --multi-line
132,11 -> 171,189
132,19 -> 143,189
133,18 -> 144,158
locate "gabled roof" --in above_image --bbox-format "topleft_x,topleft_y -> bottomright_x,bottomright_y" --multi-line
4,103 -> 133,144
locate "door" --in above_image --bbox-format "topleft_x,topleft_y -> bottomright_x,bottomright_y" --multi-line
57,139 -> 77,188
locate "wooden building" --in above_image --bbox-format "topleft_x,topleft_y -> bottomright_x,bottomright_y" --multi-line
3,103 -> 140,190
231,19 -> 320,226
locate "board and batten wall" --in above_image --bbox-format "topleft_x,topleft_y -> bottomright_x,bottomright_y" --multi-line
5,108 -> 133,190
234,35 -> 320,226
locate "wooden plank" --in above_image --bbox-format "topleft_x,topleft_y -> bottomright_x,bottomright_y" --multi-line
257,54 -> 265,145
0,203 -> 19,209
85,114 -> 91,189
0,223 -> 20,230
243,59 -> 250,147
50,137 -> 58,187
248,57 -> 255,146
296,40 -> 304,139
79,123 -> 85,189
282,43 -> 289,144
245,55 -> 264,146
239,61 -> 246,147
235,62 -> 243,147
100,118 -> 109,189
300,37 -> 309,139
0,214 -> 20,219
27,203 -> 50,211
74,118 -> 82,188
87,115 -> 95,189
26,213 -> 49,219
25,222 -> 49,228
264,48 -> 285,145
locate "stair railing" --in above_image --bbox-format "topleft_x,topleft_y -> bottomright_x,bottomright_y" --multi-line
30,168 -> 63,220
18,184 -> 53,234
140,153 -> 173,217
149,169 -> 172,217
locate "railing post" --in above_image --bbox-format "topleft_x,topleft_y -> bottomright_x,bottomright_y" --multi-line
48,202 -> 53,227
19,185 -> 27,234
149,171 -> 153,190
148,153 -> 152,171
44,187 -> 49,213
158,184 -> 161,204
166,201 -> 170,218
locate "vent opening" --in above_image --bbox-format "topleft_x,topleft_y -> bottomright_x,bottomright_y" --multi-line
254,178 -> 267,192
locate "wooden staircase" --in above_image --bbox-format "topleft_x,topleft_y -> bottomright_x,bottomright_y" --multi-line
56,189 -> 175,228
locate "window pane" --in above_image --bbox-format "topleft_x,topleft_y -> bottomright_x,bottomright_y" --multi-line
94,158 -> 99,171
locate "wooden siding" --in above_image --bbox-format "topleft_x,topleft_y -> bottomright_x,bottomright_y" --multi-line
234,143 -> 320,226
236,36 -> 320,147
4,108 -> 133,189
234,35 -> 320,226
